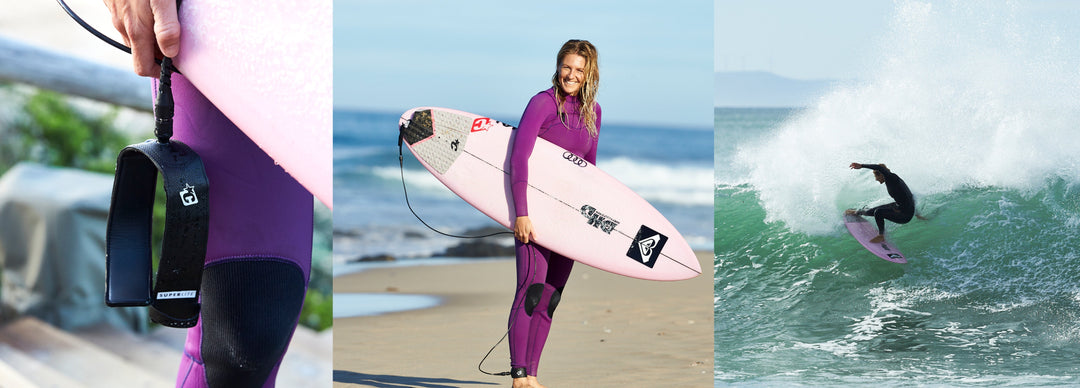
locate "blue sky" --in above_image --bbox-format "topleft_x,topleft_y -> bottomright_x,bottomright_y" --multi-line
715,0 -> 892,80
334,0 -> 712,128
715,0 -> 1080,81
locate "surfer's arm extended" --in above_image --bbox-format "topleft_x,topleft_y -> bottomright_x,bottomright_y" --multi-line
851,163 -> 889,173
510,92 -> 556,217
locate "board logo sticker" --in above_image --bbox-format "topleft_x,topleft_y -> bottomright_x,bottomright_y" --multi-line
580,205 -> 619,233
157,290 -> 197,300
179,183 -> 199,206
562,152 -> 588,167
887,253 -> 903,259
626,225 -> 667,268
471,117 -> 492,132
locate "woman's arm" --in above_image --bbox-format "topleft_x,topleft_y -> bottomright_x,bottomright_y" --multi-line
510,93 -> 555,244
510,93 -> 555,218
851,163 -> 888,173
584,104 -> 601,165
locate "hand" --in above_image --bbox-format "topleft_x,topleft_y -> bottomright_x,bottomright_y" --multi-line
103,0 -> 181,77
849,163 -> 863,169
514,216 -> 536,244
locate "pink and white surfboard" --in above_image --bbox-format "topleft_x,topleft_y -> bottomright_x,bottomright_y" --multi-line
173,0 -> 332,208
844,213 -> 907,263
400,107 -> 701,281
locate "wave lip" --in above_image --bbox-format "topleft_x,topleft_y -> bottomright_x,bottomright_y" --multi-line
734,0 -> 1080,234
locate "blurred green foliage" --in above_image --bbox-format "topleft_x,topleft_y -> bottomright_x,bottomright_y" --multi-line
1,88 -> 128,174
1,85 -> 333,332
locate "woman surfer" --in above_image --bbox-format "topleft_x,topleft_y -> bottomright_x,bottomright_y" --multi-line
507,39 -> 601,388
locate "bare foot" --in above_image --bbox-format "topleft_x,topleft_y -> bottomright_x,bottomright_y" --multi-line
844,209 -> 857,215
527,376 -> 547,388
512,377 -> 530,388
870,235 -> 885,243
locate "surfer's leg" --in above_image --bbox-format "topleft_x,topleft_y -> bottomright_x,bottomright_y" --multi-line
509,242 -> 551,377
525,253 -> 574,376
862,204 -> 894,236
872,203 -> 911,233
168,75 -> 313,388
873,210 -> 887,236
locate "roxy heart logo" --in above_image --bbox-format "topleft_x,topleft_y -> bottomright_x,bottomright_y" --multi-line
638,234 -> 662,257
626,225 -> 667,268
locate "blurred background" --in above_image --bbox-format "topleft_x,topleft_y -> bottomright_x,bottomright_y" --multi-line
0,2 -> 330,386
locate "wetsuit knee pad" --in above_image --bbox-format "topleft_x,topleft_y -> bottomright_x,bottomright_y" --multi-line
523,283 -> 545,317
200,259 -> 307,388
547,287 -> 562,318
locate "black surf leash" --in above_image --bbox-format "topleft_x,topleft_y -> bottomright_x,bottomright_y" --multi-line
397,114 -> 528,376
58,0 -> 208,328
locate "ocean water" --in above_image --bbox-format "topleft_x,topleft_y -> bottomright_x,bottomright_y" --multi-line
334,108 -> 713,272
715,2 -> 1080,386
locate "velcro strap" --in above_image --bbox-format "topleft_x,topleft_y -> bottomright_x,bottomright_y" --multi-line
105,138 -> 209,328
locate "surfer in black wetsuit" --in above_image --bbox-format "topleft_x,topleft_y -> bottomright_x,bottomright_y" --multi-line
846,163 -> 921,243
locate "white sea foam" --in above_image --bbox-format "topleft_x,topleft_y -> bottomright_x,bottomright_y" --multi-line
372,166 -> 458,197
601,157 -> 713,206
373,157 -> 713,206
737,0 -> 1080,235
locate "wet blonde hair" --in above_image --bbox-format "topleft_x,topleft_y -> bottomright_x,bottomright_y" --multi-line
551,39 -> 599,137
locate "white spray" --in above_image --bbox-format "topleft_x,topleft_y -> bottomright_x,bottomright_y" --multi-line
738,0 -> 1080,235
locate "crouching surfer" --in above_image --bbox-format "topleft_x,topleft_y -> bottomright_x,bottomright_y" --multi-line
846,163 -> 925,243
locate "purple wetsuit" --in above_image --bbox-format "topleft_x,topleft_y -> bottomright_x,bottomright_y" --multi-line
508,88 -> 600,376
165,75 -> 313,388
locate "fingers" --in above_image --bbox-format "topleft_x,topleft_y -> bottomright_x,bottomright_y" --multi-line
515,228 -> 534,244
104,1 -> 131,46
514,217 -> 535,244
125,11 -> 159,77
150,0 -> 180,57
104,0 -> 179,77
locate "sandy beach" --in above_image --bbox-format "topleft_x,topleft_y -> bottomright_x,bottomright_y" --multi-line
332,251 -> 714,388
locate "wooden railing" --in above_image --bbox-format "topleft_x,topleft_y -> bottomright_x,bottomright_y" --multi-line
0,35 -> 151,112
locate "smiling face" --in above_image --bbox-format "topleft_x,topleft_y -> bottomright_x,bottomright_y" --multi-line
558,54 -> 587,97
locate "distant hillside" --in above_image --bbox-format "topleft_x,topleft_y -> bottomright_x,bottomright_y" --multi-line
715,71 -> 838,108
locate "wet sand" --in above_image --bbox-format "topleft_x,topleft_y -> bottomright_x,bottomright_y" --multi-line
333,252 -> 714,387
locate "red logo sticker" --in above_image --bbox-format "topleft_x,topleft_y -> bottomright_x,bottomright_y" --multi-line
471,118 -> 491,132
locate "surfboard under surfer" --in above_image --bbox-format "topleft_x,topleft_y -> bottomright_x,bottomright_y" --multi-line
846,163 -> 924,243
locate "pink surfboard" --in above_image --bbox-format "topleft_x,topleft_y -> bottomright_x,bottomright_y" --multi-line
400,107 -> 701,281
173,0 -> 332,208
844,212 -> 907,263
